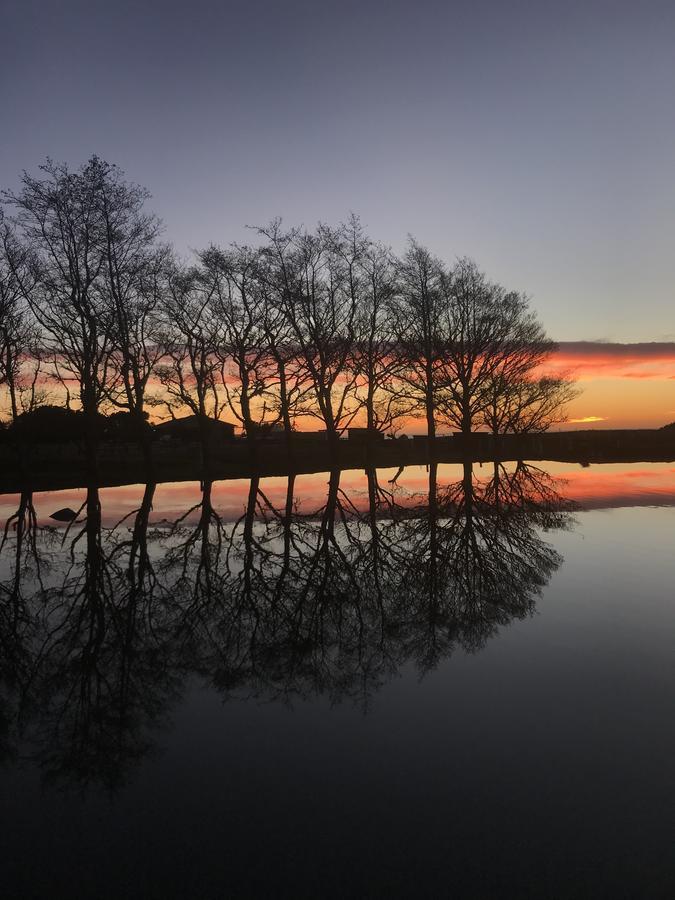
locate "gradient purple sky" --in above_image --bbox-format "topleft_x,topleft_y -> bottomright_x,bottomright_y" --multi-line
2,0 -> 674,342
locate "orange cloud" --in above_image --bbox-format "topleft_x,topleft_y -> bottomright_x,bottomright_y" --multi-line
545,342 -> 675,381
568,415 -> 608,424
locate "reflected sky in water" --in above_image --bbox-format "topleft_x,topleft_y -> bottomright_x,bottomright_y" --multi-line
2,460 -> 675,528
1,462 -> 674,899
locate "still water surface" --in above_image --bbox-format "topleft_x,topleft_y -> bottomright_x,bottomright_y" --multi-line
1,462 -> 674,899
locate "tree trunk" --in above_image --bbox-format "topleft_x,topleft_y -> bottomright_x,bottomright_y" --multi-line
276,357 -> 294,461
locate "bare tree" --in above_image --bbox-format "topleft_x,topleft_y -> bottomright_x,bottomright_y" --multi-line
339,218 -> 408,435
0,212 -> 40,422
258,222 -> 360,449
436,257 -> 560,436
482,372 -> 578,435
4,158 -> 117,457
154,263 -> 225,465
255,220 -> 315,447
392,239 -> 447,440
197,244 -> 275,446
97,164 -> 168,444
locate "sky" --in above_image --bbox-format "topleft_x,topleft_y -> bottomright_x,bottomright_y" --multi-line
2,0 -> 674,425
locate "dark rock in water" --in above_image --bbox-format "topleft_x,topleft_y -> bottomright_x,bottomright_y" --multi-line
49,507 -> 78,522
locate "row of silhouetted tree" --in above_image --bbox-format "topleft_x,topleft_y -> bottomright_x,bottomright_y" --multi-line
0,156 -> 577,450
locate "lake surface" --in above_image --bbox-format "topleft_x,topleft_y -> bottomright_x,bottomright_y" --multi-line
1,461 -> 674,899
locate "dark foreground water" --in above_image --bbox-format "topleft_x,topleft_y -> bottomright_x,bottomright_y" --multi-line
1,462 -> 674,899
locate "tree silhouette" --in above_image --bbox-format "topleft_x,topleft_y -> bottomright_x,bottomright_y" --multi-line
4,158 -> 118,462
0,214 -> 41,422
98,165 -> 169,458
392,239 -> 447,442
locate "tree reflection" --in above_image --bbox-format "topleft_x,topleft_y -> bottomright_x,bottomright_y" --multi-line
0,461 -> 575,789
180,461 -> 575,707
396,461 -> 574,671
5,485 -> 180,791
0,490 -> 46,764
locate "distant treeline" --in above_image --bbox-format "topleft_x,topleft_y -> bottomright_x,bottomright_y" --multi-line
0,156 -> 577,451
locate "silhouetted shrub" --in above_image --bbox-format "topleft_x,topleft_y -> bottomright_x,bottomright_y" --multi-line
103,410 -> 152,441
9,406 -> 103,442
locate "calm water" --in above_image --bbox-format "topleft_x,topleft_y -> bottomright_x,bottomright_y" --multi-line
1,462 -> 674,899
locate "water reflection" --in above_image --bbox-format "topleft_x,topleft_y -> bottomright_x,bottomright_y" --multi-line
0,462 -> 575,790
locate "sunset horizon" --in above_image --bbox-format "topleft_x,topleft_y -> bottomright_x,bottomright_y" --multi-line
2,2 -> 674,898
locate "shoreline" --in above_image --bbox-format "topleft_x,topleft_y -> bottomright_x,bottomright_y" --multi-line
1,428 -> 674,494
